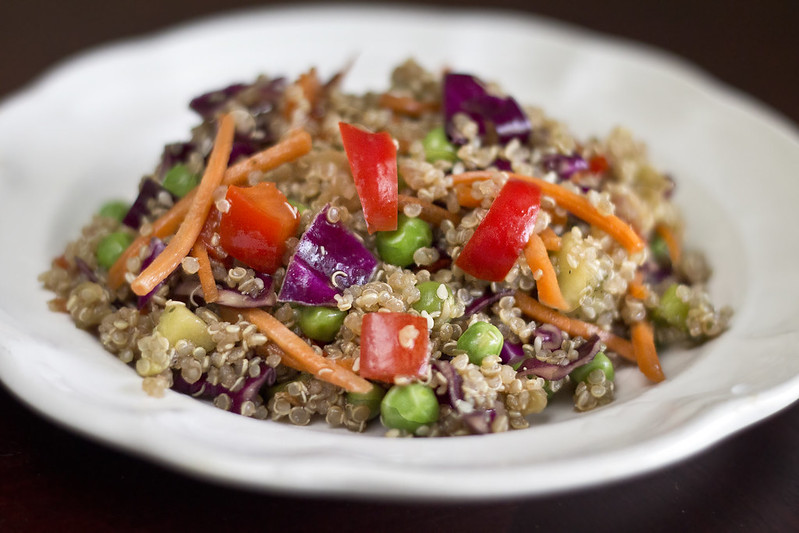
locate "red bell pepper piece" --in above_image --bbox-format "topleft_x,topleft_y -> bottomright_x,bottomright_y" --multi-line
589,154 -> 609,174
339,122 -> 398,233
217,182 -> 299,274
455,179 -> 541,282
359,312 -> 430,382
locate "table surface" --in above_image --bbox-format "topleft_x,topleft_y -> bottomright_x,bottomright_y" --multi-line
1,1 -> 798,531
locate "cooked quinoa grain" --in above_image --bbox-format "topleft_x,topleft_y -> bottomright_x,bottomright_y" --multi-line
41,60 -> 730,437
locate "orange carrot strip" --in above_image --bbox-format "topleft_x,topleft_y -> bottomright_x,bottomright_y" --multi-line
131,114 -> 235,296
452,171 -> 645,254
514,290 -> 636,362
222,128 -> 313,187
107,129 -> 313,290
398,194 -> 461,225
627,270 -> 649,300
631,321 -> 665,382
378,93 -> 440,117
220,307 -> 373,394
454,183 -> 482,208
524,234 -> 569,310
283,68 -> 322,120
539,227 -> 561,252
191,241 -> 218,303
655,223 -> 682,265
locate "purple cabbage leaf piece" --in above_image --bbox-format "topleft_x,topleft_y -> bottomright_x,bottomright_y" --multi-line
444,73 -> 531,145
463,288 -> 514,318
172,362 -> 276,415
173,272 -> 276,309
541,153 -> 589,180
516,334 -> 602,381
432,360 -> 464,408
122,179 -> 172,230
189,83 -> 250,119
278,205 -> 378,306
137,238 -> 167,309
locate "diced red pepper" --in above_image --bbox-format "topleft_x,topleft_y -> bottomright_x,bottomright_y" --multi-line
589,154 -> 609,175
198,206 -> 228,262
217,182 -> 299,274
455,179 -> 541,282
338,122 -> 398,233
359,312 -> 430,382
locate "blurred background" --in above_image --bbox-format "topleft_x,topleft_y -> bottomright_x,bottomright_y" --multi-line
1,1 -> 797,532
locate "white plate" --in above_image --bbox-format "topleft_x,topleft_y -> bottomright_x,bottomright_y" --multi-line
1,5 -> 798,499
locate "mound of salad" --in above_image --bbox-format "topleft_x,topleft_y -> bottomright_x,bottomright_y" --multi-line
40,60 -> 731,436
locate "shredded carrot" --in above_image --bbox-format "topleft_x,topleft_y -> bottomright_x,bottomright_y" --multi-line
452,171 -> 645,254
191,241 -> 218,303
454,183 -> 482,208
627,270 -> 649,300
130,114 -> 235,296
524,234 -> 569,310
631,321 -> 665,383
222,128 -> 313,187
283,68 -> 322,120
539,227 -> 561,252
53,255 -> 70,270
545,207 -> 569,226
219,307 -> 373,394
107,129 -> 313,290
655,223 -> 682,265
514,290 -> 636,362
398,194 -> 461,226
378,93 -> 440,117
49,297 -> 68,313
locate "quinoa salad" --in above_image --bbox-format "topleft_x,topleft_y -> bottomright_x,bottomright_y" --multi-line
40,60 -> 731,437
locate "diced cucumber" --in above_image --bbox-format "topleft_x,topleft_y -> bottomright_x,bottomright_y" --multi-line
155,301 -> 215,351
555,231 -> 601,311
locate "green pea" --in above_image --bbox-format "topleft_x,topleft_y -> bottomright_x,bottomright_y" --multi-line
412,281 -> 455,317
347,385 -> 386,421
287,198 -> 309,214
569,352 -> 615,384
376,214 -> 433,267
655,283 -> 689,329
98,200 -> 129,222
457,321 -> 503,365
380,383 -> 439,432
650,234 -> 670,264
162,164 -> 199,197
96,231 -> 134,269
298,306 -> 346,342
422,126 -> 457,163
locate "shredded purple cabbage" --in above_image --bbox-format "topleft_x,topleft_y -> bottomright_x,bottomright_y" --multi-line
189,83 -> 250,119
444,73 -> 531,145
541,153 -> 589,179
493,158 -> 513,172
172,362 -> 276,415
278,205 -> 378,306
74,257 -> 98,283
173,273 -> 276,308
432,360 -> 464,408
137,238 -> 167,309
516,335 -> 602,380
533,323 -> 564,351
122,179 -> 171,230
463,288 -> 513,318
499,341 -> 526,367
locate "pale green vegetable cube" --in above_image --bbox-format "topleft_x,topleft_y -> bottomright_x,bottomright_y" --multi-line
555,231 -> 601,311
155,301 -> 215,351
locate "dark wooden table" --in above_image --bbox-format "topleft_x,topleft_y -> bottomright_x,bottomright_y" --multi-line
2,2 -> 797,531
